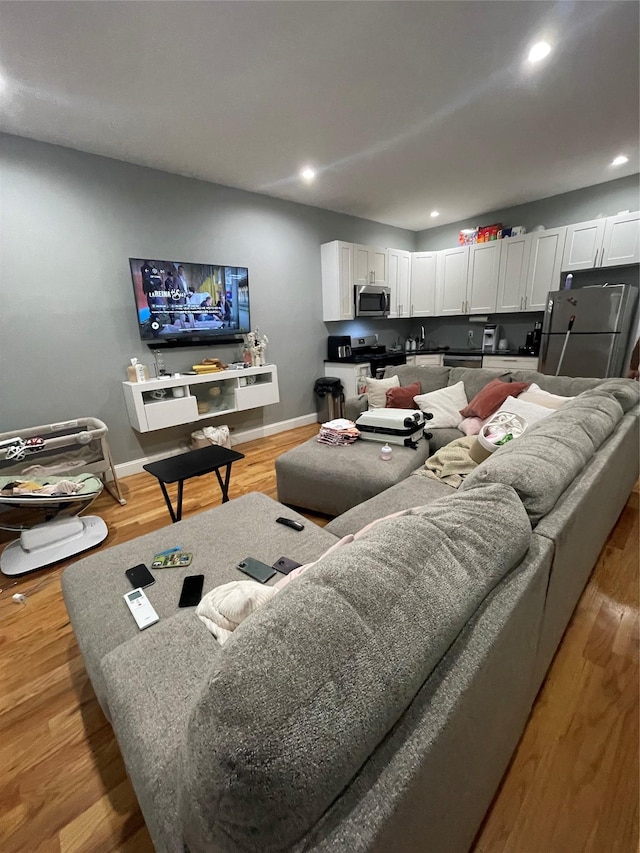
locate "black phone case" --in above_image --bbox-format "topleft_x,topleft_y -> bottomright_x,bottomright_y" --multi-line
272,556 -> 303,575
178,574 -> 205,607
125,564 -> 155,589
237,558 -> 277,584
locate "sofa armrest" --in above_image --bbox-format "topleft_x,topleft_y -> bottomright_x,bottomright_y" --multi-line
345,395 -> 368,420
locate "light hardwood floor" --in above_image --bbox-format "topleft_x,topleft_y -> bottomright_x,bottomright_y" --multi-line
0,423 -> 637,852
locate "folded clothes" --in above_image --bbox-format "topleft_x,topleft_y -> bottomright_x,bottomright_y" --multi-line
317,418 -> 360,446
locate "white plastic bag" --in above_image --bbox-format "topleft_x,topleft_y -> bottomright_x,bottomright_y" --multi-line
191,425 -> 231,450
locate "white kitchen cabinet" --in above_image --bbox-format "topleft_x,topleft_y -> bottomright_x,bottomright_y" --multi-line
324,362 -> 371,398
601,211 -> 640,266
467,241 -> 501,313
524,227 -> 567,311
414,353 -> 444,367
353,243 -> 388,286
410,251 -> 437,316
482,355 -> 538,372
560,212 -> 639,271
561,219 -> 607,272
496,235 -> 531,313
387,249 -> 411,318
321,241 -> 354,321
435,246 -> 470,315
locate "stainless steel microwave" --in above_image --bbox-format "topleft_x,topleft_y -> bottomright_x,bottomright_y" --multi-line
354,284 -> 391,317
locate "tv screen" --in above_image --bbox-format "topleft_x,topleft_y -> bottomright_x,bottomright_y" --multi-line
129,258 -> 250,346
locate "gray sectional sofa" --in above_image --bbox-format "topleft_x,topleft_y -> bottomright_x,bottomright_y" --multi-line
62,367 -> 639,853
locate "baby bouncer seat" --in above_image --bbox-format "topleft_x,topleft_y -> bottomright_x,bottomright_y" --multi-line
0,418 -> 124,576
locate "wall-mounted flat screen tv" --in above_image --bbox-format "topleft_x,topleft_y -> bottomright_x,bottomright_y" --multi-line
129,258 -> 250,346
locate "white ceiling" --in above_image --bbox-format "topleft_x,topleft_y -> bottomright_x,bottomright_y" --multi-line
0,1 -> 638,231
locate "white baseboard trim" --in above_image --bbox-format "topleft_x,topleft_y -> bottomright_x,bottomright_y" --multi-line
113,412 -> 318,480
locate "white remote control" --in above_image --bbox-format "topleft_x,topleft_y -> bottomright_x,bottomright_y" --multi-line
124,587 -> 159,630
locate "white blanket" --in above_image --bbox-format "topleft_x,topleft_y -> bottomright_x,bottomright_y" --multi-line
196,581 -> 279,644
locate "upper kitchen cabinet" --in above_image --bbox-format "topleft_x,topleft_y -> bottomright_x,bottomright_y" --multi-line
387,249 -> 412,319
353,243 -> 388,286
561,212 -> 639,271
467,241 -> 501,313
435,246 -> 470,315
321,241 -> 354,321
496,234 -> 531,313
601,211 -> 640,266
524,226 -> 567,311
410,251 -> 437,316
562,219 -> 607,272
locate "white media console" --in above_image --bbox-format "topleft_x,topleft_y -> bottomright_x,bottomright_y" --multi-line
122,365 -> 279,432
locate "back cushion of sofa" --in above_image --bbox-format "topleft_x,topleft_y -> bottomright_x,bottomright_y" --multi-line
461,386 -> 625,524
447,366 -> 511,401
508,370 -> 603,397
178,483 -> 531,853
384,364 -> 450,393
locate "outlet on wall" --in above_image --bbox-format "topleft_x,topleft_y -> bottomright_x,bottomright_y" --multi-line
467,331 -> 475,344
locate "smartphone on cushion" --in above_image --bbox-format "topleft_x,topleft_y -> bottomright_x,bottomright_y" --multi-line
125,564 -> 155,589
237,557 -> 277,584
178,574 -> 205,607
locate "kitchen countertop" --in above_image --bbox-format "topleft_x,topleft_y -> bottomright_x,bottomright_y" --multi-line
399,348 -> 534,357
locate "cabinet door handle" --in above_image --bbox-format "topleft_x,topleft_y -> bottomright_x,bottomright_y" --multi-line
594,249 -> 598,267
519,296 -> 523,309
600,247 -> 605,266
411,303 -> 414,316
524,296 -> 527,309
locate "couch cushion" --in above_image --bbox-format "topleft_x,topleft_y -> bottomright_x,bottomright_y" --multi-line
276,435 -> 431,516
178,483 -> 531,853
325,473 -> 452,537
385,364 -> 451,392
62,492 -> 337,714
101,611 -> 217,852
428,427 -> 466,452
507,370 -> 603,397
461,386 -> 625,524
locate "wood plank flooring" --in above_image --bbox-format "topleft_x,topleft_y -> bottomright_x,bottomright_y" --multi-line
0,423 -> 637,852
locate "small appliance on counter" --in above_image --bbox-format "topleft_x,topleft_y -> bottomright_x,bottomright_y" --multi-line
326,334 -> 406,376
519,321 -> 542,357
327,335 -> 352,360
482,324 -> 500,353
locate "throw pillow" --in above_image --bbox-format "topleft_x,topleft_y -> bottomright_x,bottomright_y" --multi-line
518,382 -> 574,410
460,378 -> 530,419
458,416 -> 487,436
413,381 -> 468,429
365,375 -> 399,409
385,381 -> 422,409
492,395 -> 554,426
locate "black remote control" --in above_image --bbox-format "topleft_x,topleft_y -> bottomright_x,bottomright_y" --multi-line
276,516 -> 305,531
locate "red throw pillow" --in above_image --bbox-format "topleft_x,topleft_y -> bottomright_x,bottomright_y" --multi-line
385,381 -> 422,409
459,379 -> 530,419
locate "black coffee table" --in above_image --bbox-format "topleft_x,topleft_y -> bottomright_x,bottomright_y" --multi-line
143,445 -> 245,523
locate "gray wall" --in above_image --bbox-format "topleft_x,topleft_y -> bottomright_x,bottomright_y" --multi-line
415,174 -> 640,251
0,134 -> 414,464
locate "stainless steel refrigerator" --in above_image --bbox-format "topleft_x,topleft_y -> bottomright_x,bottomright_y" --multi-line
539,284 -> 638,378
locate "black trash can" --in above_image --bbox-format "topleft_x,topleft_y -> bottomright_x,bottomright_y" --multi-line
314,377 -> 345,423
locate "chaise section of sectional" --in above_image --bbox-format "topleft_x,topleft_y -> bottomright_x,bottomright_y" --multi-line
62,492 -> 339,717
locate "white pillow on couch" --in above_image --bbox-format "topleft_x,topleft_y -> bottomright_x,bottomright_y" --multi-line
365,375 -> 400,409
413,381 -> 468,428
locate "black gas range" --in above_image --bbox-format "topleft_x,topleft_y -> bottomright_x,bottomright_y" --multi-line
326,334 -> 406,377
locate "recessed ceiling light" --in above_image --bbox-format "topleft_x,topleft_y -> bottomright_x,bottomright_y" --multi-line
430,210 -> 440,218
528,41 -> 551,63
300,166 -> 316,182
611,154 -> 629,167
